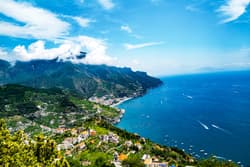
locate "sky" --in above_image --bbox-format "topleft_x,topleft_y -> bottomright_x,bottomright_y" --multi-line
0,0 -> 250,76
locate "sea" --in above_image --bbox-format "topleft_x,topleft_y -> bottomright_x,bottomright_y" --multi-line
117,71 -> 250,166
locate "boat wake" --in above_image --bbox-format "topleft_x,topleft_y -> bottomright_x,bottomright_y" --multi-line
211,124 -> 232,135
182,93 -> 193,100
213,155 -> 226,160
198,121 -> 209,130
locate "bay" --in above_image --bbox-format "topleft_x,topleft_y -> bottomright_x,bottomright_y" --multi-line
117,71 -> 250,166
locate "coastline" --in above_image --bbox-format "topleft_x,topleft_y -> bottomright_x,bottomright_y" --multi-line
109,83 -> 163,124
88,95 -> 135,124
109,97 -> 134,124
110,97 -> 133,108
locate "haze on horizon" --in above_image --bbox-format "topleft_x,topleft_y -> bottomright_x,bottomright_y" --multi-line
0,0 -> 250,76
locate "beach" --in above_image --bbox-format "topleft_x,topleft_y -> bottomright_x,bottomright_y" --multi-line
111,97 -> 133,107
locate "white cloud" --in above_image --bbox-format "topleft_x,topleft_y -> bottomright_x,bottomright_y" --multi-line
121,25 -> 132,33
62,15 -> 94,27
124,42 -> 164,50
0,48 -> 7,55
0,48 -> 9,60
97,0 -> 115,10
0,47 -> 17,62
10,36 -> 115,66
72,16 -> 94,27
13,40 -> 73,61
121,25 -> 143,39
0,0 -> 69,40
185,5 -> 200,12
218,0 -> 250,23
74,36 -> 115,65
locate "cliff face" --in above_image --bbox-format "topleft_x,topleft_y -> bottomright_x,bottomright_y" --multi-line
0,59 -> 162,98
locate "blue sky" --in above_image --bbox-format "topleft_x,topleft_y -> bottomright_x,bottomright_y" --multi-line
0,0 -> 250,76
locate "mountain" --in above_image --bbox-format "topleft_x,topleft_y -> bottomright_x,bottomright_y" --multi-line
0,85 -> 237,167
0,59 -> 162,98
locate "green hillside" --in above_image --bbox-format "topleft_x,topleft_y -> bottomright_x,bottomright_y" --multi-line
0,85 -> 238,167
0,59 -> 162,98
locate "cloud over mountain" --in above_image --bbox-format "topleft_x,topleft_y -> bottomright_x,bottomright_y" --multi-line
5,36 -> 115,65
0,0 -> 116,66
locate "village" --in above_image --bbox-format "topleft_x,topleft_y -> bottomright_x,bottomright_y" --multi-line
1,86 -> 198,167
88,95 -> 133,107
53,124 -> 181,167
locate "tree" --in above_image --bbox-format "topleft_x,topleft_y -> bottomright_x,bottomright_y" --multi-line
122,155 -> 144,167
0,119 -> 70,167
92,156 -> 115,167
197,157 -> 237,167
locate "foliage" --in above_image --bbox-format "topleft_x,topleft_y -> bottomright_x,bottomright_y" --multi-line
122,155 -> 144,167
197,157 -> 238,167
0,59 -> 162,98
0,119 -> 69,167
0,84 -> 121,134
92,156 -> 115,167
0,85 -> 240,167
97,120 -> 141,140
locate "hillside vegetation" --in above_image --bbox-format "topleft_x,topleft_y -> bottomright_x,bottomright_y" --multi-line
0,59 -> 162,98
0,85 -> 238,167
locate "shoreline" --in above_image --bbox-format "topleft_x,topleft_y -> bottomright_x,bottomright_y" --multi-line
110,97 -> 133,108
110,97 -> 134,124
88,95 -> 136,124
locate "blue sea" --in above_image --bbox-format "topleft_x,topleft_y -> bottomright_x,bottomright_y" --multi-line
117,71 -> 250,166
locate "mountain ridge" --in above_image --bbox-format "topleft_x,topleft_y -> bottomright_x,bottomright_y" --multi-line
0,59 -> 162,98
